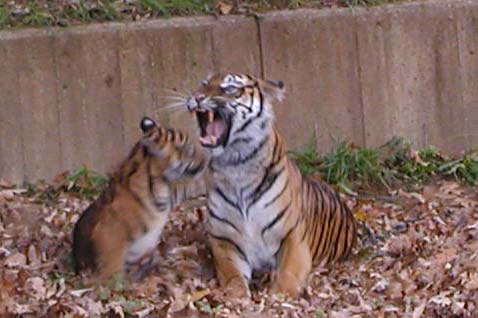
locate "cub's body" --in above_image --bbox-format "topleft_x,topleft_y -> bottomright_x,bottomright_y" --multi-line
73,118 -> 206,278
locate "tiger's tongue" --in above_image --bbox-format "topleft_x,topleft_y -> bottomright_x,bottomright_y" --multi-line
206,120 -> 225,138
200,120 -> 225,145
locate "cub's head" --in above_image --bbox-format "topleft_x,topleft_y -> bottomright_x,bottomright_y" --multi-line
185,73 -> 285,155
139,117 -> 207,181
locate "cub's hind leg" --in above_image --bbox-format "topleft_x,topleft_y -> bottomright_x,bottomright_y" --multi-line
209,236 -> 251,298
271,229 -> 312,298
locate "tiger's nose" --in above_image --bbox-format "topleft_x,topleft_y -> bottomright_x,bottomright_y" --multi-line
193,92 -> 206,103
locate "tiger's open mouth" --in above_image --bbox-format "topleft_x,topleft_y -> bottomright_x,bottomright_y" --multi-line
193,108 -> 231,148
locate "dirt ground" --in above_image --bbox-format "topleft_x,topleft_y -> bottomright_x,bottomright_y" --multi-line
0,178 -> 477,317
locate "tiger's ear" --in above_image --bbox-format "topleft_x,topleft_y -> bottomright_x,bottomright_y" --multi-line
260,79 -> 285,102
140,116 -> 157,133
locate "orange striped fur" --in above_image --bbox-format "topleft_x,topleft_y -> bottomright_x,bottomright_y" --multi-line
72,117 -> 207,279
185,73 -> 357,298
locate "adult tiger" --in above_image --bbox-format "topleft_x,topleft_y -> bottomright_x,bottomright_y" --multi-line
73,117 -> 207,279
184,73 -> 357,298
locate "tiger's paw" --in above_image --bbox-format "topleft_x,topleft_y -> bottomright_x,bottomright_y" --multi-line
270,272 -> 303,298
223,276 -> 251,299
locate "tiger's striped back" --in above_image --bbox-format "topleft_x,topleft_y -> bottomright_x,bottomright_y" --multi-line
300,175 -> 356,265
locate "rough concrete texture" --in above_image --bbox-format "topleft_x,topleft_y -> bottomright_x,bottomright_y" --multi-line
260,9 -> 364,153
357,1 -> 468,153
0,0 -> 477,183
456,1 -> 478,150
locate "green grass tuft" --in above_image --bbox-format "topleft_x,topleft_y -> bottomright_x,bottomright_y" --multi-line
66,166 -> 109,198
0,5 -> 9,27
1,0 -> 414,30
291,137 -> 478,192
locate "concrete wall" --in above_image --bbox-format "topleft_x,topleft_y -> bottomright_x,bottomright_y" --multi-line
0,0 -> 477,183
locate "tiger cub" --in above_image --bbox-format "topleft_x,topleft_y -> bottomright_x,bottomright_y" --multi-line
184,73 -> 357,298
72,117 -> 207,278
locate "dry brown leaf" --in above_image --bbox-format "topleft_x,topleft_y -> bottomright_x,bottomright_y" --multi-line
412,299 -> 427,318
4,252 -> 27,268
386,281 -> 403,300
330,310 -> 353,318
215,1 -> 233,15
0,179 -> 14,188
27,244 -> 40,267
383,235 -> 412,257
169,288 -> 210,313
24,277 -> 46,300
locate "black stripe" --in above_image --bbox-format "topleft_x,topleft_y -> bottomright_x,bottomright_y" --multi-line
153,199 -> 169,212
260,120 -> 267,130
248,165 -> 285,212
229,137 -> 253,147
270,132 -> 282,164
209,209 -> 241,233
263,178 -> 288,208
127,143 -> 141,160
323,194 -> 338,261
309,181 -> 321,244
127,188 -> 147,211
312,188 -> 328,262
235,118 -> 254,134
330,203 -> 346,261
341,209 -> 350,260
182,184 -> 187,202
234,136 -> 269,165
257,89 -> 264,119
261,201 -> 291,237
248,91 -> 254,112
215,186 -> 240,211
147,158 -> 154,199
184,159 -> 205,176
209,233 -> 248,263
166,129 -> 174,142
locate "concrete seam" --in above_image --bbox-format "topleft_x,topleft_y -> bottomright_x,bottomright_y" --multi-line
254,15 -> 265,79
115,28 -> 127,152
353,9 -> 367,148
210,24 -> 218,72
15,40 -> 27,183
452,4 -> 468,148
51,31 -> 64,172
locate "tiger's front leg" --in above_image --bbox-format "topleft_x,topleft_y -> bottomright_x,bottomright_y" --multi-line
209,236 -> 251,298
270,229 -> 312,298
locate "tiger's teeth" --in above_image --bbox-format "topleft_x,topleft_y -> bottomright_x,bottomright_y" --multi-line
208,110 -> 214,123
199,135 -> 218,145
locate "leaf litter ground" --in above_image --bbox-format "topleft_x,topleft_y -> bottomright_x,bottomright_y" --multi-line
0,178 -> 477,317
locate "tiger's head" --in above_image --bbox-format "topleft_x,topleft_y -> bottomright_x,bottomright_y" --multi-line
185,72 -> 285,157
138,117 -> 207,181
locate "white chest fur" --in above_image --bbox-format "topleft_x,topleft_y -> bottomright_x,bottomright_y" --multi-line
207,165 -> 288,273
125,215 -> 168,263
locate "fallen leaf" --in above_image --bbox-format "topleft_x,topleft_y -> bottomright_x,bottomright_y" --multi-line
4,252 -> 27,268
70,288 -> 94,297
27,244 -> 40,267
169,288 -> 210,313
215,1 -> 233,15
0,179 -> 14,188
25,277 -> 46,300
412,299 -> 427,318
